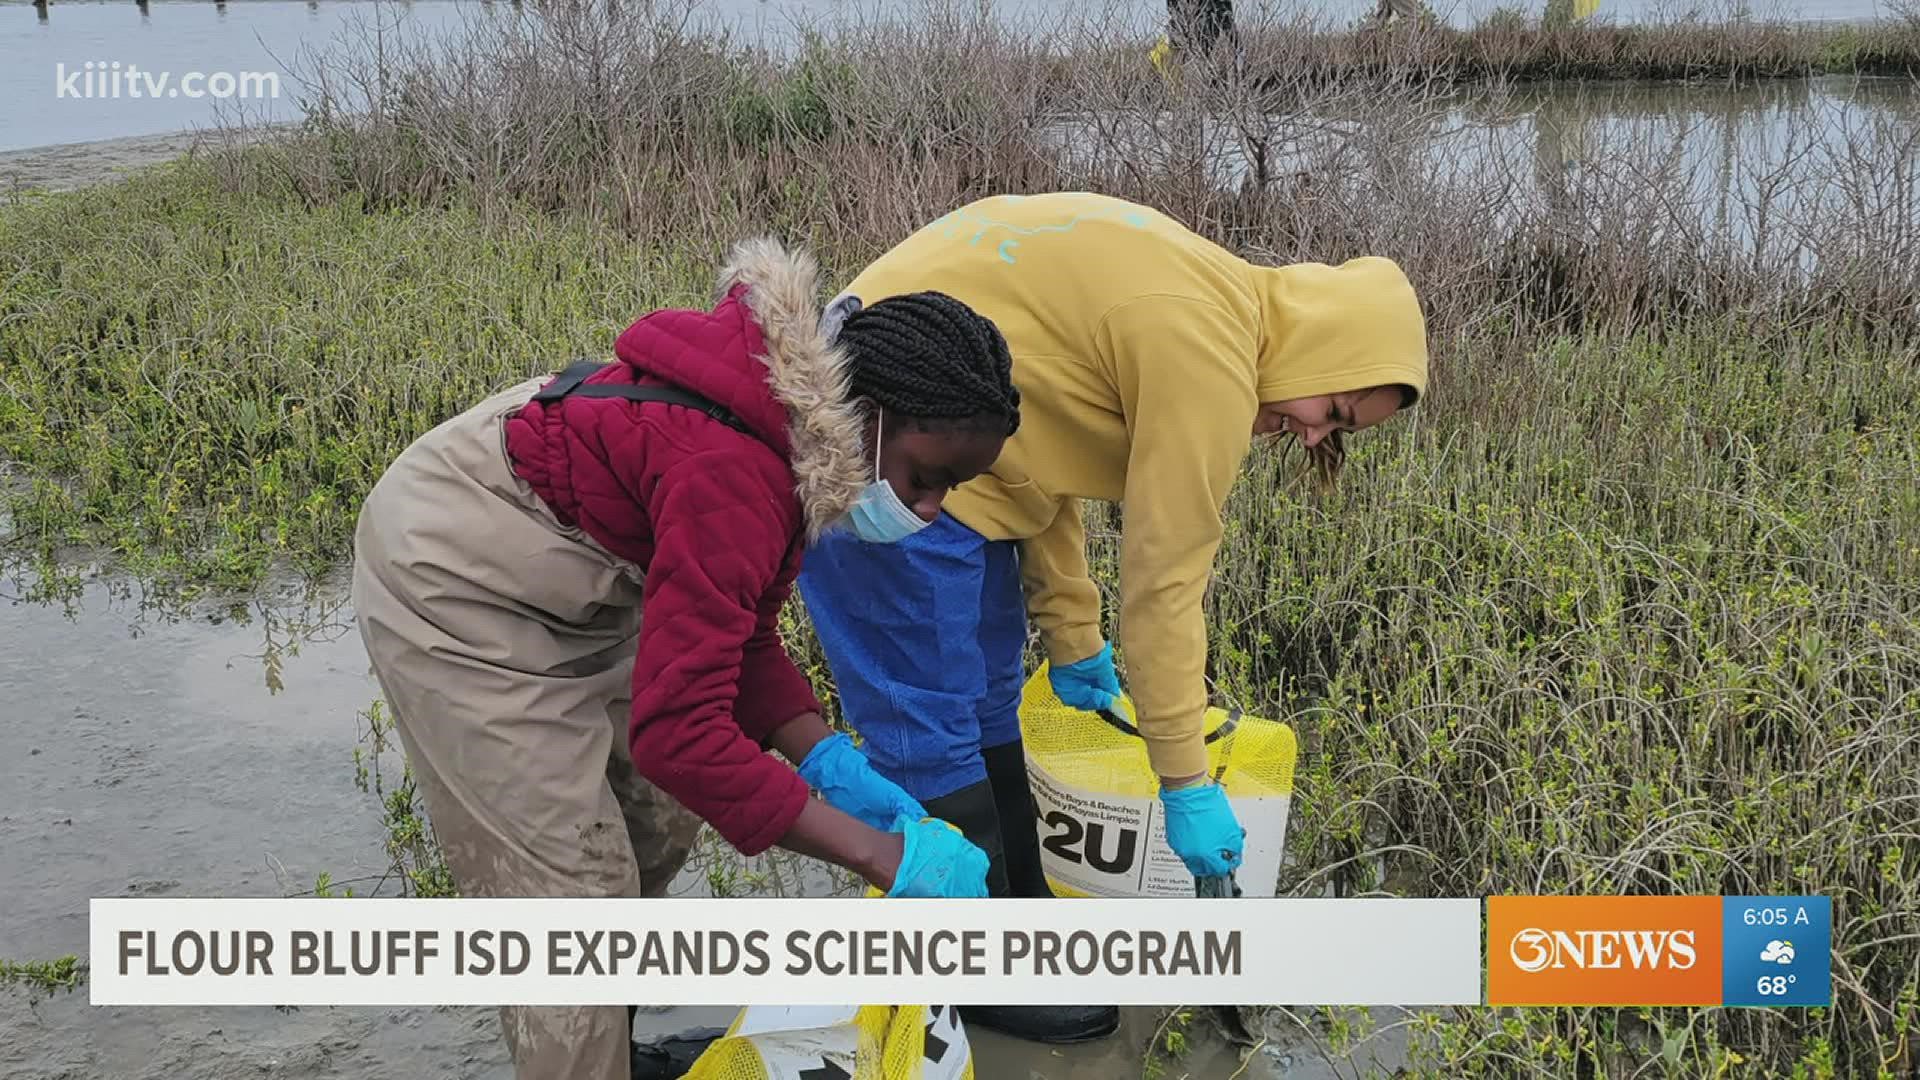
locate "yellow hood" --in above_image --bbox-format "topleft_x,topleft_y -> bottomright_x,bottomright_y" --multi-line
1253,257 -> 1430,406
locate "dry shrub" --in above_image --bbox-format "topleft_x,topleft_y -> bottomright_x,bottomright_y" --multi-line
200,1 -> 1920,354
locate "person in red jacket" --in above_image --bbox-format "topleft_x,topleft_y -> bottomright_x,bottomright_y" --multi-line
348,238 -> 1022,1080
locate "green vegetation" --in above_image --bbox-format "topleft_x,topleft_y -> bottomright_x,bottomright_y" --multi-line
0,171 -> 682,601
1175,328 -> 1920,1076
341,697 -> 457,899
2,4 -> 1916,1076
0,956 -> 86,1001
1142,1006 -> 1199,1080
1397,3 -> 1920,82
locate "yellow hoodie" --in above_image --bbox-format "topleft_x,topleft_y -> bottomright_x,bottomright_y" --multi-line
839,192 -> 1430,779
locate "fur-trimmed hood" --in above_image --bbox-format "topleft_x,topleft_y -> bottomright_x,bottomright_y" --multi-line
709,238 -> 872,542
590,237 -> 874,543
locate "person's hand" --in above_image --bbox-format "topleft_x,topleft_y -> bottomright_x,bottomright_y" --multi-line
883,815 -> 991,898
797,732 -> 926,832
1049,642 -> 1123,713
1159,780 -> 1245,878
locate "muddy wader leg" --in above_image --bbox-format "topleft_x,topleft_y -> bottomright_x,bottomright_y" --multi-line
357,597 -> 657,1080
608,690 -> 703,1067
606,689 -> 703,900
349,376 -> 695,1080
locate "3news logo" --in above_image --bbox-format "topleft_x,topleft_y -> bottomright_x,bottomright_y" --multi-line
1487,896 -> 1830,1007
1506,926 -> 1699,973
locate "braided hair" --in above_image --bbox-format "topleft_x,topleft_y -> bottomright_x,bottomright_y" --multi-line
834,291 -> 1021,436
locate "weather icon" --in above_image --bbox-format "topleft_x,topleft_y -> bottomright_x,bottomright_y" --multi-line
1761,940 -> 1796,965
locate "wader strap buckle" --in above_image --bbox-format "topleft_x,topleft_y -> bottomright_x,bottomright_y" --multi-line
531,359 -> 765,445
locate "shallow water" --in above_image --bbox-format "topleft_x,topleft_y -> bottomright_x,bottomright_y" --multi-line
0,577 -> 508,1078
6,0 -> 1916,258
1,0 -> 1908,153
1042,72 -> 1920,264
0,574 -> 1415,1078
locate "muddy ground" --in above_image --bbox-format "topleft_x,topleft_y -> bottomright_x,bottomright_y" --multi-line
0,127 -> 294,194
0,132 -> 208,193
0,574 -> 1416,1078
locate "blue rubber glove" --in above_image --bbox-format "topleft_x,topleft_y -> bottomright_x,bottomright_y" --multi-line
885,815 -> 991,898
797,732 -> 926,833
1159,781 -> 1246,878
1049,642 -> 1123,713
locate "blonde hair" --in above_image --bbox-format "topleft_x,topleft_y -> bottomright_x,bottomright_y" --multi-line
1276,429 -> 1346,494
1308,430 -> 1347,490
1274,428 -> 1351,495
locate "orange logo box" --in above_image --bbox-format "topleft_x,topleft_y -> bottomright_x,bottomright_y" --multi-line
1488,896 -> 1723,1006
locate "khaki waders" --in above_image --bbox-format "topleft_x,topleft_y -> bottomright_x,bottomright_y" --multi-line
349,375 -> 702,1080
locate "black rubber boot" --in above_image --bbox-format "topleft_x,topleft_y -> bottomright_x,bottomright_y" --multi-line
925,765 -> 1121,1046
628,1017 -> 725,1080
982,739 -> 1052,898
922,777 -> 1011,899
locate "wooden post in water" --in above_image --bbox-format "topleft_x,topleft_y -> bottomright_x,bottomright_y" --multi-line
1167,0 -> 1234,56
35,0 -> 50,21
1363,0 -> 1434,27
137,0 -> 151,15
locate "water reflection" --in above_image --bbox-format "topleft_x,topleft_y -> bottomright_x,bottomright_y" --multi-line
1509,76 -> 1919,262
3,0 -> 480,151
1044,74 -> 1919,262
0,561 -> 356,693
8,0 -> 1911,152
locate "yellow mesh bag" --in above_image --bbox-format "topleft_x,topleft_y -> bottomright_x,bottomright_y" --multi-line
1018,662 -> 1296,897
680,1004 -> 973,1080
878,1005 -> 971,1080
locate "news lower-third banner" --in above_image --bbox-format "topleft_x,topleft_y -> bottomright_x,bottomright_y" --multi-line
92,897 -> 1478,1006
87,895 -> 1831,1008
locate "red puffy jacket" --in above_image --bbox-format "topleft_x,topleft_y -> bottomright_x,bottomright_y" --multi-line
502,239 -> 870,855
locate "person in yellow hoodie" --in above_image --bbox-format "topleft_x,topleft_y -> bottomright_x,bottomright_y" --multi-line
796,192 -> 1430,1043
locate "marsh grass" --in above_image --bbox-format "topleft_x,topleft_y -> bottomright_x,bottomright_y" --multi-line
1168,330 -> 1920,1075
3,3 -> 1918,1076
0,167 -> 701,596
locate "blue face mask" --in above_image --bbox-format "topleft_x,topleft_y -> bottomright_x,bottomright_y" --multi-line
844,412 -> 931,544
